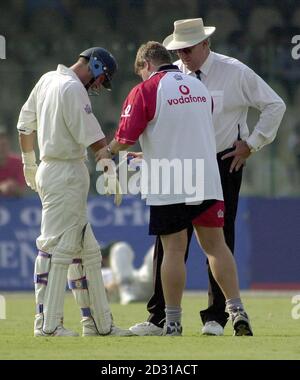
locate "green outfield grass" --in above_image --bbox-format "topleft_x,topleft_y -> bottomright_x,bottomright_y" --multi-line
0,292 -> 299,360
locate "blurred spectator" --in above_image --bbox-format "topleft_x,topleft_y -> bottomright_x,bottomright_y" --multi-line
101,242 -> 154,305
0,126 -> 25,196
205,6 -> 240,44
258,26 -> 284,80
248,5 -> 284,42
276,27 -> 300,96
222,30 -> 257,70
259,26 -> 300,99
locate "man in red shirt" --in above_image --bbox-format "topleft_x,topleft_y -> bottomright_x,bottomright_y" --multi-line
0,128 -> 25,196
95,41 -> 253,336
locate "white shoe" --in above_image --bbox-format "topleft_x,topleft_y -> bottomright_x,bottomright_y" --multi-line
129,321 -> 163,336
34,313 -> 78,337
34,325 -> 79,337
109,325 -> 135,336
82,319 -> 134,337
202,321 -> 224,336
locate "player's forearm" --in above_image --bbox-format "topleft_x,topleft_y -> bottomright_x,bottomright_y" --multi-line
19,132 -> 35,153
108,138 -> 131,155
94,138 -> 131,163
90,137 -> 107,153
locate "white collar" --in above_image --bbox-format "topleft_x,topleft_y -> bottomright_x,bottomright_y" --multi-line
57,64 -> 82,83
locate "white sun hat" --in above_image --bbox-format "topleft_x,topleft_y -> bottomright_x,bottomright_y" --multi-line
163,18 -> 216,50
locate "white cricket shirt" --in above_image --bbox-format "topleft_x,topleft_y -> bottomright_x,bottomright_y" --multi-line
17,65 -> 105,160
175,51 -> 286,153
116,66 -> 223,206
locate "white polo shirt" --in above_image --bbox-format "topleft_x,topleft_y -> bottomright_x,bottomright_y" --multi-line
116,66 -> 223,205
175,51 -> 286,153
17,65 -> 105,160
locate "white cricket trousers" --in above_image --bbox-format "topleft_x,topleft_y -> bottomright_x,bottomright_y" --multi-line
34,158 -> 89,331
36,158 -> 90,254
34,158 -> 113,335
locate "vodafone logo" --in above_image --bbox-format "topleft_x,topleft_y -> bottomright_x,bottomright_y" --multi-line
167,94 -> 207,106
121,104 -> 132,118
167,84 -> 207,106
217,209 -> 224,218
179,85 -> 190,95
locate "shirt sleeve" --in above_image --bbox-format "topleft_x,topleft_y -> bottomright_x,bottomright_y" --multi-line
17,87 -> 37,135
240,67 -> 286,151
115,85 -> 151,145
62,83 -> 105,147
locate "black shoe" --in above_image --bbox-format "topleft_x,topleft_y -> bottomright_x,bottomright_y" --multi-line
231,309 -> 253,336
163,322 -> 182,336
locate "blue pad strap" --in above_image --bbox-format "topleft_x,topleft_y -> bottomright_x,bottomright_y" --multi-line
81,308 -> 91,317
38,250 -> 51,259
34,272 -> 48,285
68,277 -> 88,290
36,304 -> 43,313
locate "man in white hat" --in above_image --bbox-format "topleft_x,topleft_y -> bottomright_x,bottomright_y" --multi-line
130,18 -> 286,337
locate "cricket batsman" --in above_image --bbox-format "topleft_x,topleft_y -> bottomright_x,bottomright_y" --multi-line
17,47 -> 129,337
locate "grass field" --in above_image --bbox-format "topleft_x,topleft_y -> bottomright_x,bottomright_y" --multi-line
0,292 -> 299,360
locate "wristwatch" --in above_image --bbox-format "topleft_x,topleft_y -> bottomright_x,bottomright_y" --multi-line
106,145 -> 114,157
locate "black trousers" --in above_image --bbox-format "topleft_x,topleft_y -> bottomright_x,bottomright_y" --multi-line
146,149 -> 243,328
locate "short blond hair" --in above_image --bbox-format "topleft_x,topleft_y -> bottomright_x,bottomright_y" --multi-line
134,41 -> 172,74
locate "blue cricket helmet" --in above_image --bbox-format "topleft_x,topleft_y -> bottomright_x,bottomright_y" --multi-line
79,47 -> 117,90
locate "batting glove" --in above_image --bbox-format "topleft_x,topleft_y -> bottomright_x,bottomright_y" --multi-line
103,173 -> 123,206
22,151 -> 38,192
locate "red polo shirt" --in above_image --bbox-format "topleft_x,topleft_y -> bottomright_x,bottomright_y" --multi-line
0,154 -> 26,194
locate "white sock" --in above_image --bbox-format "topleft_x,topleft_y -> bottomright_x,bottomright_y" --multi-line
165,306 -> 182,325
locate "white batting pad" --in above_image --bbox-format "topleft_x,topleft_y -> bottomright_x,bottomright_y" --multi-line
81,224 -> 112,334
42,262 -> 68,333
68,261 -> 91,317
34,250 -> 51,308
41,227 -> 76,333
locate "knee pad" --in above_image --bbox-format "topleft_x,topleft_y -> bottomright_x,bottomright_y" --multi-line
34,250 -> 52,312
81,223 -> 102,266
52,225 -> 82,264
68,260 -> 91,319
